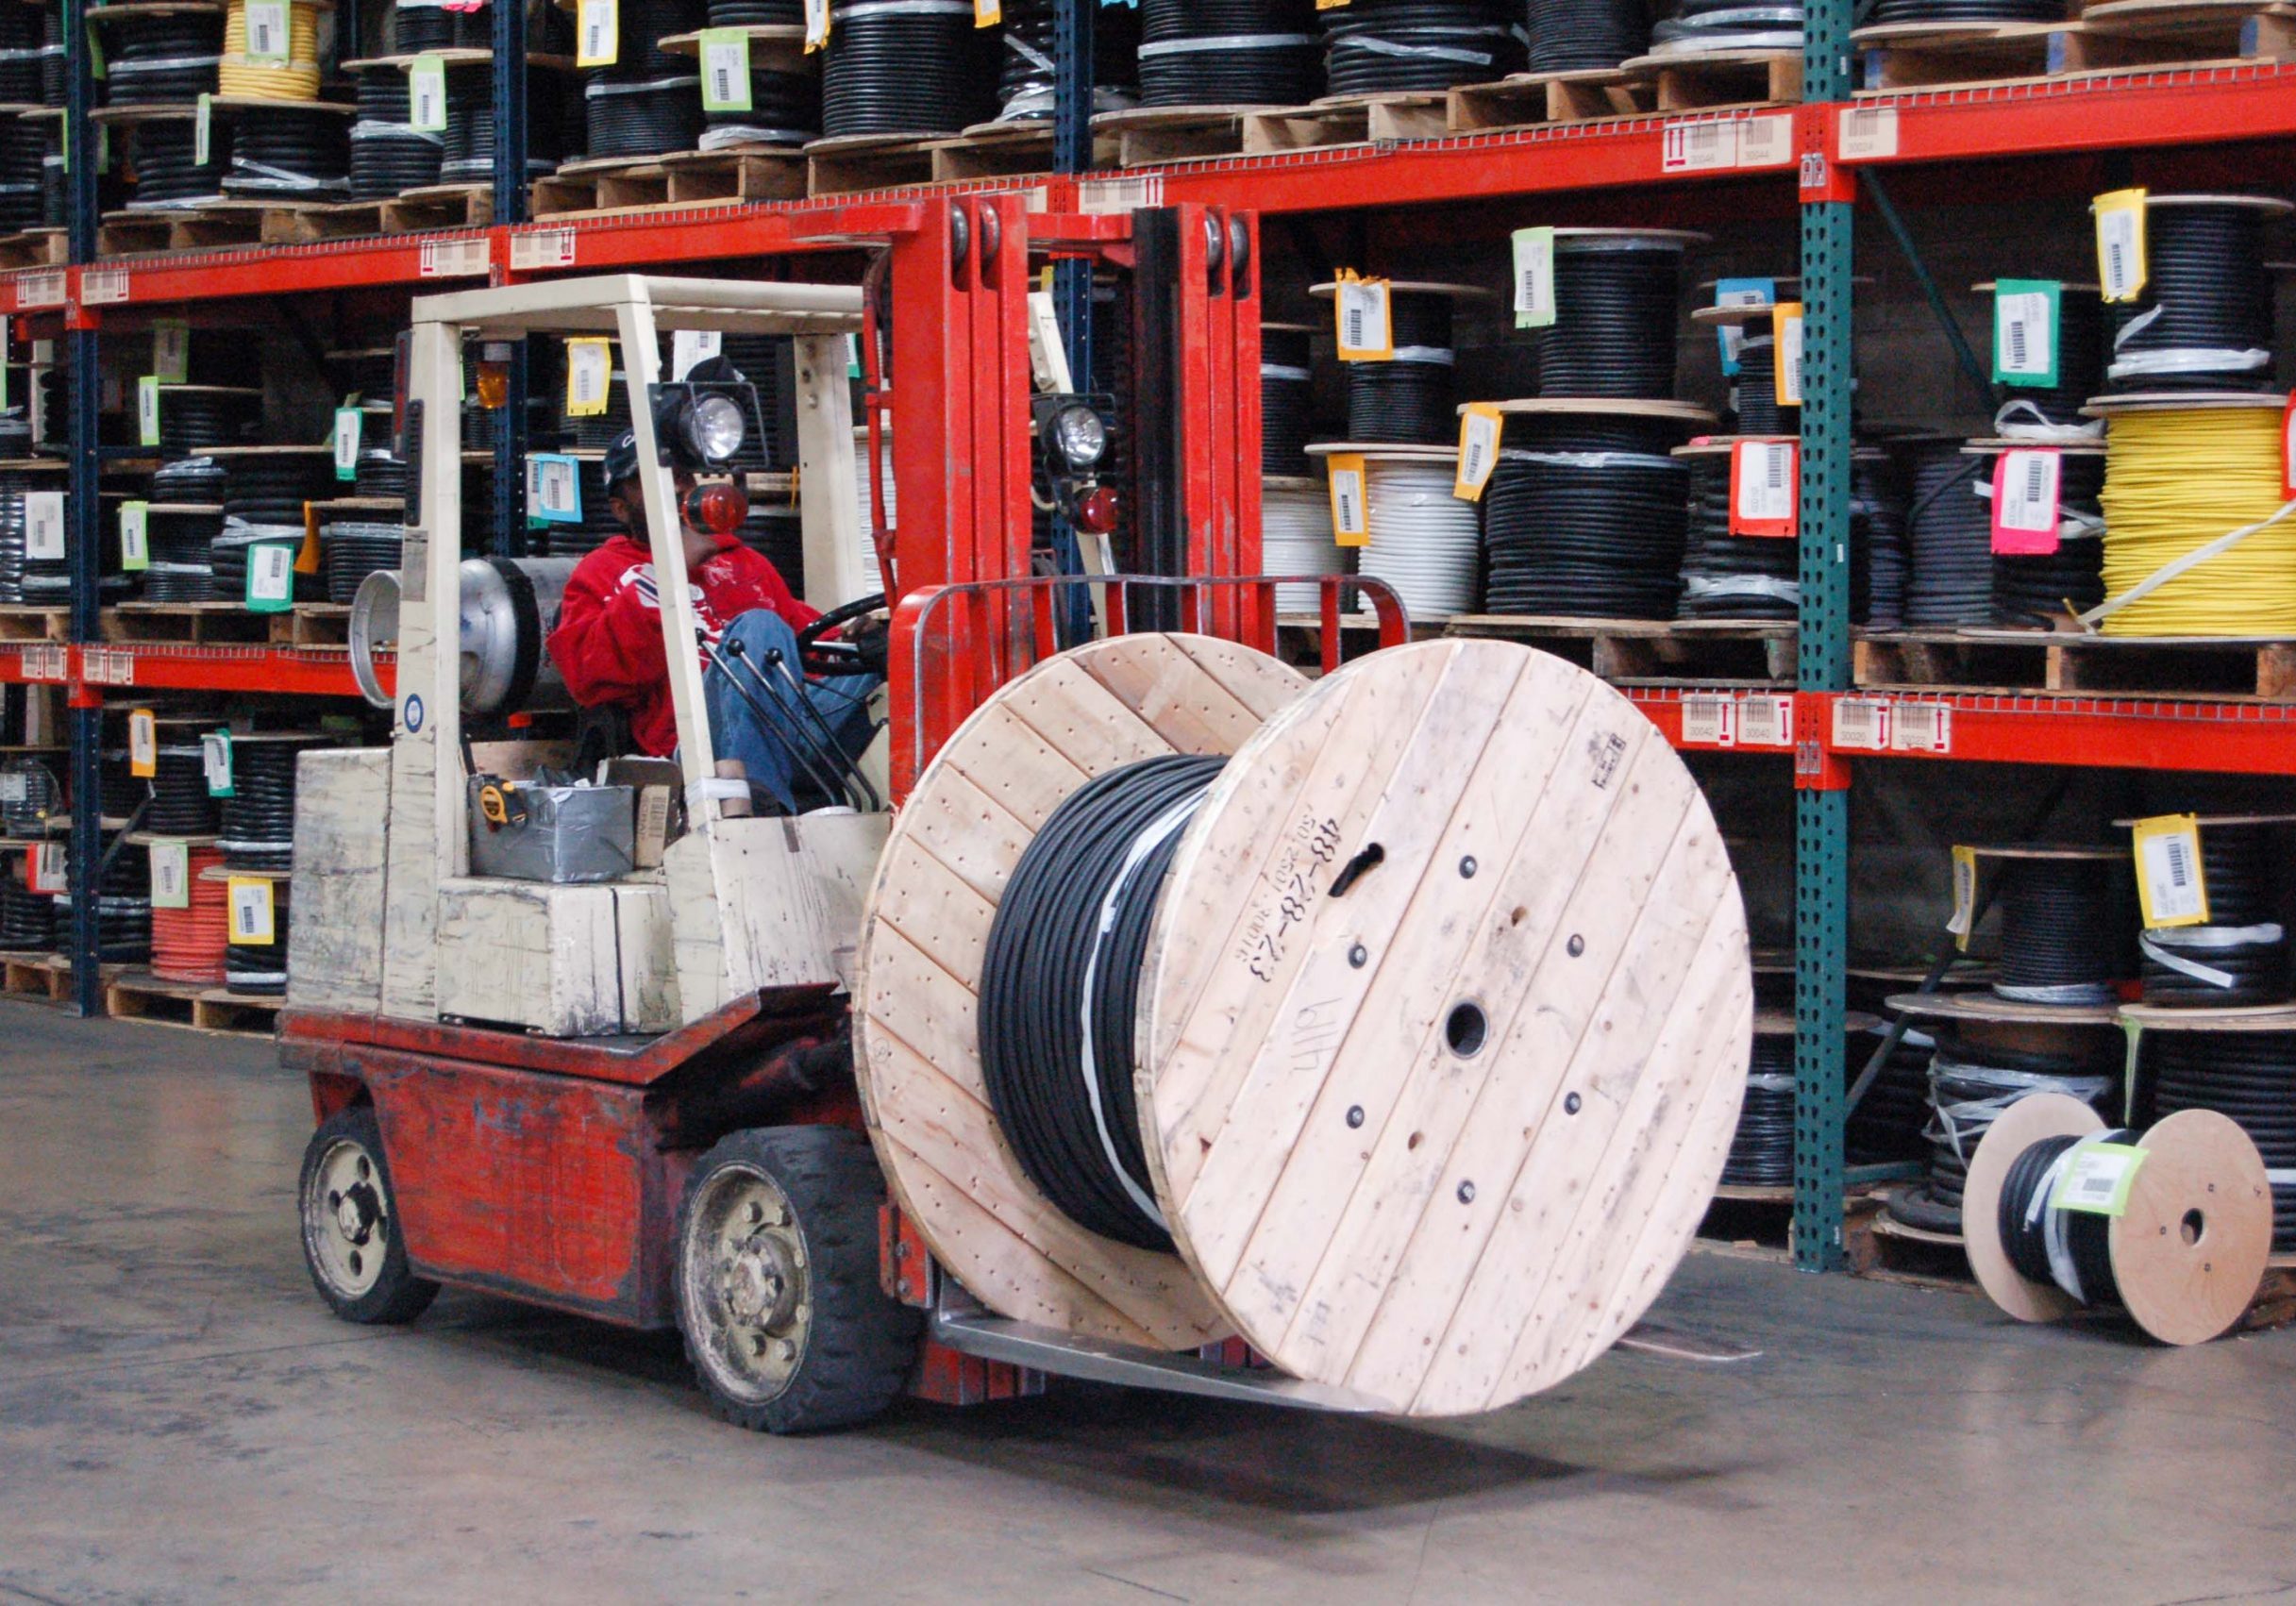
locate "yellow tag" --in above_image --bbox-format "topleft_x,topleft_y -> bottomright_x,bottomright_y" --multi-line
1328,452 -> 1368,547
577,0 -> 618,67
1947,845 -> 1978,951
1772,300 -> 1804,409
1332,272 -> 1393,363
2131,812 -> 2207,928
1316,0 -> 1351,8
128,708 -> 157,778
564,338 -> 612,418
2093,188 -> 2148,304
1453,403 -> 1502,502
804,0 -> 830,51
227,876 -> 277,945
975,0 -> 999,22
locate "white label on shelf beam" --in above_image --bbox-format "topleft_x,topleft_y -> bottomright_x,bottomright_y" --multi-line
22,644 -> 66,682
418,237 -> 489,278
1681,694 -> 1735,747
1837,105 -> 1899,160
14,270 -> 64,309
83,647 -> 133,687
1832,697 -> 1889,751
1737,694 -> 1793,748
1079,176 -> 1161,213
1735,113 -> 1794,169
81,268 -> 128,306
1889,700 -> 1952,754
1661,119 -> 1735,173
510,228 -> 578,272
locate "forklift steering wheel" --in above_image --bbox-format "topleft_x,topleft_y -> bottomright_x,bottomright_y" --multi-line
796,593 -> 888,677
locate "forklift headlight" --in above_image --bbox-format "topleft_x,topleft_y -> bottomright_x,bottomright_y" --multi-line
1046,400 -> 1107,471
683,393 -> 747,465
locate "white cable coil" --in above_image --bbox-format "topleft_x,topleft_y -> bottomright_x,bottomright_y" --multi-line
1260,479 -> 1348,614
1351,459 -> 1478,620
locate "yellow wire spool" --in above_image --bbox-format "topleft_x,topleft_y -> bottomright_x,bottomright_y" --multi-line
2094,402 -> 2296,636
218,0 -> 325,101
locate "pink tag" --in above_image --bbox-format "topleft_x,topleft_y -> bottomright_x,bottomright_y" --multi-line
1989,449 -> 2061,557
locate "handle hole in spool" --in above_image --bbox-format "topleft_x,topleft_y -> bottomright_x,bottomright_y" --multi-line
1328,843 -> 1384,898
1445,1001 -> 1487,1058
2181,1209 -> 2205,1246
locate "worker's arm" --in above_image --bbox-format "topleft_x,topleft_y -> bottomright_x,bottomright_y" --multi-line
547,553 -> 675,707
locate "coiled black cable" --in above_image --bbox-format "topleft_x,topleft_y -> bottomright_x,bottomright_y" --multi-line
98,13 -> 223,107
821,1 -> 993,139
41,125 -> 63,229
1483,413 -> 1691,618
1902,443 -> 1990,627
2138,821 -> 2289,1007
701,59 -> 820,146
393,0 -> 455,53
1853,447 -> 1906,627
39,8 -> 63,109
224,455 -> 332,527
209,526 -> 308,602
1343,288 -> 1453,444
1138,0 -> 1320,107
584,74 -> 705,158
225,106 -> 351,199
351,65 -> 444,197
1733,329 -> 1797,435
1676,449 -> 1797,620
1996,1128 -> 2133,1298
1848,1020 -> 1935,1164
1993,285 -> 2106,433
0,413 -> 29,460
1529,0 -> 1651,70
1992,854 -> 2133,1004
144,506 -> 225,600
1722,1031 -> 1796,1187
710,0 -> 802,20
1261,324 -> 1315,477
0,758 -> 59,836
226,879 -> 289,993
1990,447 -> 2105,627
0,870 -> 54,949
1890,1035 -> 2120,1231
0,120 -> 42,231
992,0 -> 1062,120
157,389 -> 260,459
1651,0 -> 1803,52
980,753 -> 1225,1252
2147,1030 -> 2296,1249
1534,236 -> 1689,400
126,120 -> 229,209
150,744 -> 224,834
221,739 -> 310,872
59,843 -> 152,963
154,457 -> 227,504
1318,0 -> 1522,94
1869,0 -> 2059,20
320,522 -> 403,605
355,451 -> 409,500
2109,200 -> 2279,393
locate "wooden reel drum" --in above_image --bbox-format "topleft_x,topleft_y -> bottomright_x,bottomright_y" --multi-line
853,634 -> 1753,1415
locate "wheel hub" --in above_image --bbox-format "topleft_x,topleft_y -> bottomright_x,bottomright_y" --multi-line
332,1182 -> 380,1246
720,1234 -> 799,1330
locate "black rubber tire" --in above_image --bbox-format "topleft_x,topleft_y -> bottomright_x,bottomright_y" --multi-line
296,1106 -> 440,1326
674,1125 -> 922,1434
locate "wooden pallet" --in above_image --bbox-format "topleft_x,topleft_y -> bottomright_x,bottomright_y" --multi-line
288,601 -> 351,647
529,149 -> 807,219
803,134 -> 941,198
0,607 -> 69,643
922,122 -> 1082,184
102,601 -> 286,646
1854,3 -> 2292,89
1241,92 -> 1450,154
1447,615 -> 1798,685
105,969 -> 283,1038
1447,69 -> 1660,132
263,199 -> 388,244
1092,104 -> 1255,169
1852,20 -> 2067,90
0,952 -> 121,1006
379,183 -> 493,235
1857,1208 -> 1974,1286
0,227 -> 67,271
1621,47 -> 1803,110
1855,628 -> 2296,700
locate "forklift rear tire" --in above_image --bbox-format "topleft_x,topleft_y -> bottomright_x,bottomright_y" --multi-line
675,1126 -> 922,1434
297,1107 -> 439,1326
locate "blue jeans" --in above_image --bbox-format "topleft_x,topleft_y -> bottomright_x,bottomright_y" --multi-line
703,610 -> 880,813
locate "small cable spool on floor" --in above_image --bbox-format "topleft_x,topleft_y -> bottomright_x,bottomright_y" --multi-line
2087,393 -> 2296,637
1533,230 -> 1704,401
1136,0 -> 1322,107
857,633 -> 1751,1414
1311,279 -> 1485,447
2118,814 -> 2293,1009
1673,439 -> 1799,621
1260,474 -> 1348,612
1307,442 -> 1479,618
1964,1092 -> 2271,1345
218,0 -> 324,101
1480,398 -> 1711,621
1316,0 -> 1524,95
1259,321 -> 1316,477
1528,0 -> 1651,70
2136,1018 -> 2296,1252
1954,439 -> 2107,628
150,843 -> 230,985
125,118 -> 231,209
95,10 -> 223,107
2101,194 -> 2286,394
818,0 -> 995,140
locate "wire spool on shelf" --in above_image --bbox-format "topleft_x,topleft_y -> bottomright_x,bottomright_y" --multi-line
1310,280 -> 1483,447
154,456 -> 227,505
1529,0 -> 1651,69
0,756 -> 60,836
223,871 -> 288,994
1961,440 -> 2106,627
223,103 -> 351,199
2117,815 -> 2293,1009
2102,195 -> 2288,394
1900,439 -> 1989,627
819,0 -> 993,139
95,11 -> 223,107
711,0 -> 803,20
150,740 -> 224,835
1316,0 -> 1524,94
1849,1014 -> 1936,1164
0,870 -> 54,951
62,844 -> 154,963
1260,475 -> 1347,613
1975,846 -> 2137,1006
1980,280 -> 2107,440
220,449 -> 333,527
125,119 -> 230,209
856,634 -> 1751,1414
354,451 -> 409,501
1722,1017 -> 1796,1187
350,65 -> 444,198
1136,0 -> 1321,107
1866,0 -> 2055,19
1308,443 -> 1478,619
1674,440 -> 1798,621
222,736 -> 316,872
1259,322 -> 1316,477
150,843 -> 229,984
1965,1093 -> 2271,1344
1852,445 -> 1903,627
0,5 -> 45,105
392,0 -> 453,51
321,522 -> 403,606
2132,1015 -> 2296,1251
218,0 -> 323,101
584,70 -> 705,159
1646,0 -> 1804,54
2088,394 -> 2296,637
696,34 -> 819,149
1692,302 -> 1797,436
0,121 -> 41,232
155,387 -> 260,459
1533,230 -> 1704,401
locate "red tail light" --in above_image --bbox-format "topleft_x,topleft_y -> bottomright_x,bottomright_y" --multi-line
684,480 -> 750,535
1076,485 -> 1119,535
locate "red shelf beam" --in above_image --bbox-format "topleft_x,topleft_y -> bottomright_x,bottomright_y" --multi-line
1812,692 -> 2296,776
1836,64 -> 2296,168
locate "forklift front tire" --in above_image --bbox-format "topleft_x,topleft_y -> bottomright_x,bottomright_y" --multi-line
675,1126 -> 922,1434
297,1107 -> 439,1326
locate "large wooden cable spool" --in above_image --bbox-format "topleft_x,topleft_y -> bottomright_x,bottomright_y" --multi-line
854,634 -> 1753,1414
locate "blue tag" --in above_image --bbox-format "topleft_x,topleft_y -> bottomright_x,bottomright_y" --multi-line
1715,276 -> 1775,378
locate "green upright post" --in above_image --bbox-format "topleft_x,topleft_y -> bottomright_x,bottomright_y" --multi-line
1793,2 -> 1855,1271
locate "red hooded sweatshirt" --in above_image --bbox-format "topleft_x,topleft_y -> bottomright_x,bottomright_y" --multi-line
548,531 -> 819,759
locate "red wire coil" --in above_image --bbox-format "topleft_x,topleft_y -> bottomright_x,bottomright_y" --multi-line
150,846 -> 228,985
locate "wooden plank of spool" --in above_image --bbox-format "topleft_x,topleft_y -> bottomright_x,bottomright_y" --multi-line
1137,639 -> 1752,1415
852,634 -> 1311,1350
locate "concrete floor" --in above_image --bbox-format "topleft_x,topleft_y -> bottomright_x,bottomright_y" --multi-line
3,1010 -> 2294,1606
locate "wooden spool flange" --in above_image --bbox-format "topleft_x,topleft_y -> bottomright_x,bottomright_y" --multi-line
1964,1093 -> 2271,1345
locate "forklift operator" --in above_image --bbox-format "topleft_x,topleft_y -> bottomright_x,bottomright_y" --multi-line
546,428 -> 884,814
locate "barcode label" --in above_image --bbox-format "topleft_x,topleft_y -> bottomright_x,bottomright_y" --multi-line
1662,119 -> 1735,173
149,839 -> 190,910
565,338 -> 612,416
24,490 -> 62,560
21,644 -> 65,682
1775,304 -> 1804,407
804,0 -> 830,49
671,328 -> 722,379
2052,1141 -> 2147,1217
510,228 -> 577,271
1889,701 -> 1951,754
1730,440 -> 1796,534
1329,457 -> 1368,545
243,0 -> 290,60
418,237 -> 489,277
81,268 -> 128,305
1735,113 -> 1793,169
1990,448 -> 2062,555
1714,278 -> 1771,376
128,709 -> 157,777
203,730 -> 233,795
527,454 -> 582,522
700,31 -> 750,111
333,407 -> 361,478
975,0 -> 1000,22
1737,694 -> 1792,747
29,843 -> 65,895
410,54 -> 448,131
2132,812 -> 2208,927
1832,698 -> 1889,751
120,501 -> 148,570
138,376 -> 161,446
14,270 -> 64,309
1511,226 -> 1554,329
578,0 -> 618,65
1334,277 -> 1391,361
228,877 -> 276,945
2095,190 -> 2147,302
0,773 -> 25,803
1453,407 -> 1501,502
1836,105 -> 1898,159
83,646 -> 134,687
1681,695 -> 1735,747
247,544 -> 294,606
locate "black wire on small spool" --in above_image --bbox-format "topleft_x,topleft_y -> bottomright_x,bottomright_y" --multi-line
1849,1019 -> 1935,1164
150,744 -> 224,834
450,0 -> 496,47
59,844 -> 152,963
1732,327 -> 1796,436
1995,1125 -> 2138,1297
2147,1030 -> 2296,1249
1529,0 -> 1651,70
2107,199 -> 2280,393
126,120 -> 230,209
321,522 -> 404,606
0,757 -> 59,836
224,455 -> 332,527
209,526 -> 304,601
1533,234 -> 1692,400
351,65 -> 444,198
99,749 -> 142,820
1992,855 -> 2133,1005
1890,1035 -> 2119,1231
222,740 -> 311,873
1137,0 -> 1321,108
226,880 -> 288,994
1985,446 -> 2106,627
1721,1030 -> 1796,1187
224,106 -> 351,200
355,451 -> 409,500
0,121 -> 42,232
1650,0 -> 1804,53
980,753 -> 1226,1252
98,12 -> 223,108
2137,821 -> 2290,1008
1675,447 -> 1797,620
584,73 -> 705,159
710,0 -> 802,20
144,506 -> 224,600
1261,324 -> 1315,477
701,57 -> 820,147
154,456 -> 227,505
820,0 -> 993,139
157,390 -> 260,459
1342,289 -> 1454,444
0,869 -> 54,950
1991,283 -> 2106,436
1318,0 -> 1523,95
993,0 -> 1061,120
0,414 -> 27,461
392,0 -> 455,52
1483,412 -> 1691,619
1902,442 -> 1989,628
1852,446 -> 1904,627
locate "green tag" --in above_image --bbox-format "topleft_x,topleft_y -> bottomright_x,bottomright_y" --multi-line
409,54 -> 448,133
333,407 -> 361,480
243,541 -> 296,613
195,94 -> 212,168
203,729 -> 234,796
120,501 -> 149,572
153,321 -> 190,384
87,20 -> 105,79
699,29 -> 753,112
2051,1139 -> 2148,1218
137,376 -> 161,447
148,838 -> 190,910
243,0 -> 292,63
1511,226 -> 1555,330
1993,278 -> 2061,390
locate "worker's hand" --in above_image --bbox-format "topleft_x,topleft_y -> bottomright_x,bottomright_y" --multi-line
846,612 -> 890,679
